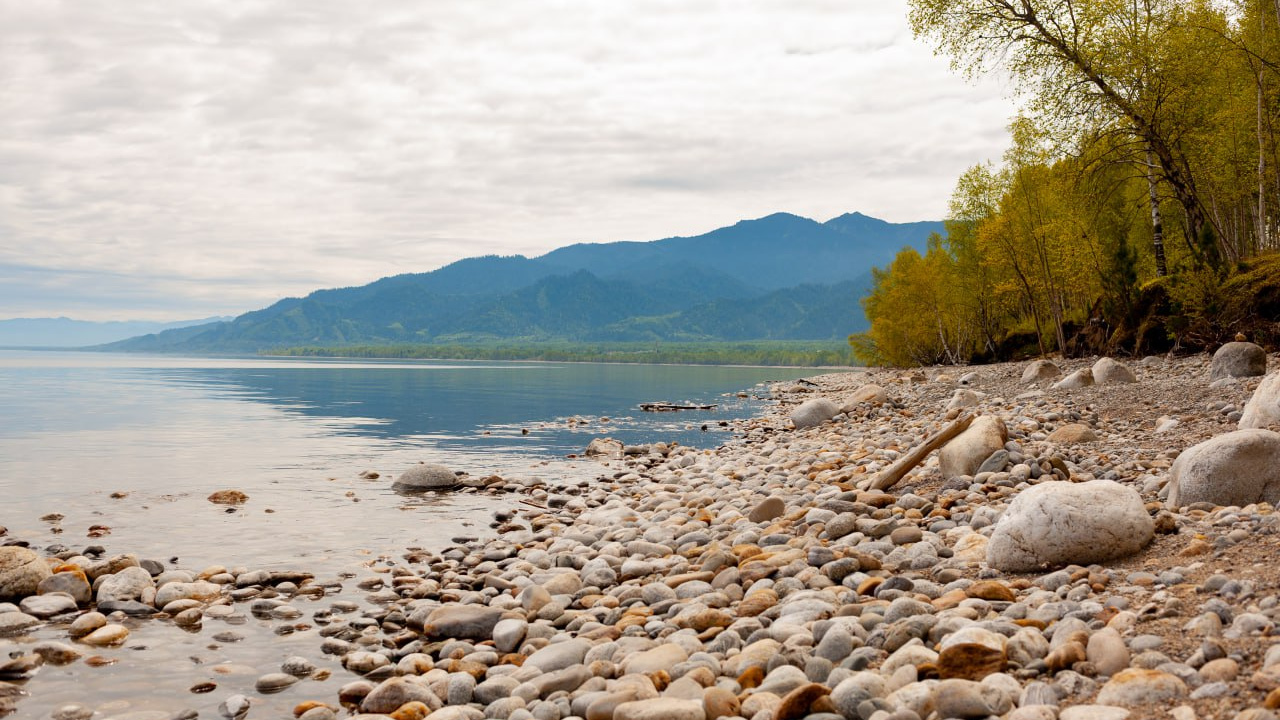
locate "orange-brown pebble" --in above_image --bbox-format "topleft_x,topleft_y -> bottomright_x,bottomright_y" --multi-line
649,669 -> 670,691
293,701 -> 335,717
1180,538 -> 1212,556
857,577 -> 884,596
51,564 -> 89,582
674,608 -> 733,632
773,682 -> 831,720
389,701 -> 432,720
965,580 -> 1016,602
738,589 -> 778,617
737,666 -> 765,689
703,686 -> 741,720
684,666 -> 716,688
1267,688 -> 1280,709
932,589 -> 968,611
937,628 -> 1006,681
1046,641 -> 1087,673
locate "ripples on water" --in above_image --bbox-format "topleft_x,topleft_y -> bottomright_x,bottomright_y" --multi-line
0,350 -> 817,717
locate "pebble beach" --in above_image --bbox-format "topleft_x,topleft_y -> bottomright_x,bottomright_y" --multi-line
5,347 -> 1280,720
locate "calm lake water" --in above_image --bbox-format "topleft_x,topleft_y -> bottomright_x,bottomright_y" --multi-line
0,350 -> 816,573
1,351 -> 823,718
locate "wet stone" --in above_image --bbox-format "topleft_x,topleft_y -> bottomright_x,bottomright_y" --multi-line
255,672 -> 298,693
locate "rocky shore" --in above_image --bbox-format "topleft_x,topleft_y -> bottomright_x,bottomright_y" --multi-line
4,347 -> 1280,720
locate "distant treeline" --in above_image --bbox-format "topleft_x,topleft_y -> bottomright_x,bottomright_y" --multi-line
266,341 -> 857,367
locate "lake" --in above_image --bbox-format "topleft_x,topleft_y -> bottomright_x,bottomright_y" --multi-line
0,350 -> 827,718
0,350 -> 817,575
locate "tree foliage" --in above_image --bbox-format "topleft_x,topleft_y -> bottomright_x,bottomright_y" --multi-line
855,0 -> 1280,366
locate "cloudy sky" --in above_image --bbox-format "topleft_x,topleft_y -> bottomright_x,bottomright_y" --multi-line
0,1 -> 1016,321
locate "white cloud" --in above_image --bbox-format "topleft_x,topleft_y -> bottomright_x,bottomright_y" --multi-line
0,0 -> 1016,321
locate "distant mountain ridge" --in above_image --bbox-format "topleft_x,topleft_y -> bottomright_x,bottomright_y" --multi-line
104,212 -> 942,353
0,316 -> 232,348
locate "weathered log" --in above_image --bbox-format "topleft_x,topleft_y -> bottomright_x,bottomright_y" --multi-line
868,412 -> 976,491
639,402 -> 718,412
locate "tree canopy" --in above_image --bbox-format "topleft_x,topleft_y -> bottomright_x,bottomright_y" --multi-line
855,0 -> 1280,365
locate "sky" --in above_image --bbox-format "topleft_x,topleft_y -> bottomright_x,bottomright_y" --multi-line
0,0 -> 1017,322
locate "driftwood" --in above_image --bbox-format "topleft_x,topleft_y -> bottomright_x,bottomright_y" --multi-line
639,402 -> 718,412
868,412 -> 975,492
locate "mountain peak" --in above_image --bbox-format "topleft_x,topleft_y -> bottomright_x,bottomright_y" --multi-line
824,211 -> 885,225
737,211 -> 818,227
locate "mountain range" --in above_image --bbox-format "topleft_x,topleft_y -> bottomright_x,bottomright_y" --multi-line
0,316 -> 232,348
103,212 -> 942,353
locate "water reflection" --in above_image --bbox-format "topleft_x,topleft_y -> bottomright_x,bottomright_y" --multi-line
137,360 -> 799,454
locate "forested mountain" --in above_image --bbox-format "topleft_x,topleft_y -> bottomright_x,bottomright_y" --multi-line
105,212 -> 940,353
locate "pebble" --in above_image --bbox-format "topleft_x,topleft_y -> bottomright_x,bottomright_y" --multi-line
1096,668 -> 1188,705
79,623 -> 129,646
254,672 -> 298,693
19,594 -> 78,619
0,611 -> 40,636
218,694 -> 251,719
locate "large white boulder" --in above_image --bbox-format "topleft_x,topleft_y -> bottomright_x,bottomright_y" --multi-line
394,463 -> 458,490
791,398 -> 840,429
1021,360 -> 1061,384
1092,357 -> 1136,384
987,480 -> 1154,572
843,384 -> 889,409
1240,371 -> 1280,430
1211,342 -> 1267,381
946,389 -> 980,411
939,416 -> 1007,479
1166,429 -> 1280,507
1052,368 -> 1094,390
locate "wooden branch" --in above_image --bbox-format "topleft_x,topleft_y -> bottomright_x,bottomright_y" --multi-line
868,412 -> 976,492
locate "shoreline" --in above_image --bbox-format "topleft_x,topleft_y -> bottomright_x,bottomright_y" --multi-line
4,351 -> 1280,719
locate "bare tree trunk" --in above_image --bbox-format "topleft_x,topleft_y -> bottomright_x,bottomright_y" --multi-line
1146,149 -> 1168,277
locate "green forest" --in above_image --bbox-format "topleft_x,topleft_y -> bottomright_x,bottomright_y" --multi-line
853,0 -> 1280,366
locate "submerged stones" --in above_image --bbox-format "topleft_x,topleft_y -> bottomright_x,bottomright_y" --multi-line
206,489 -> 248,505
987,480 -> 1154,571
1166,429 -> 1280,507
394,463 -> 459,491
